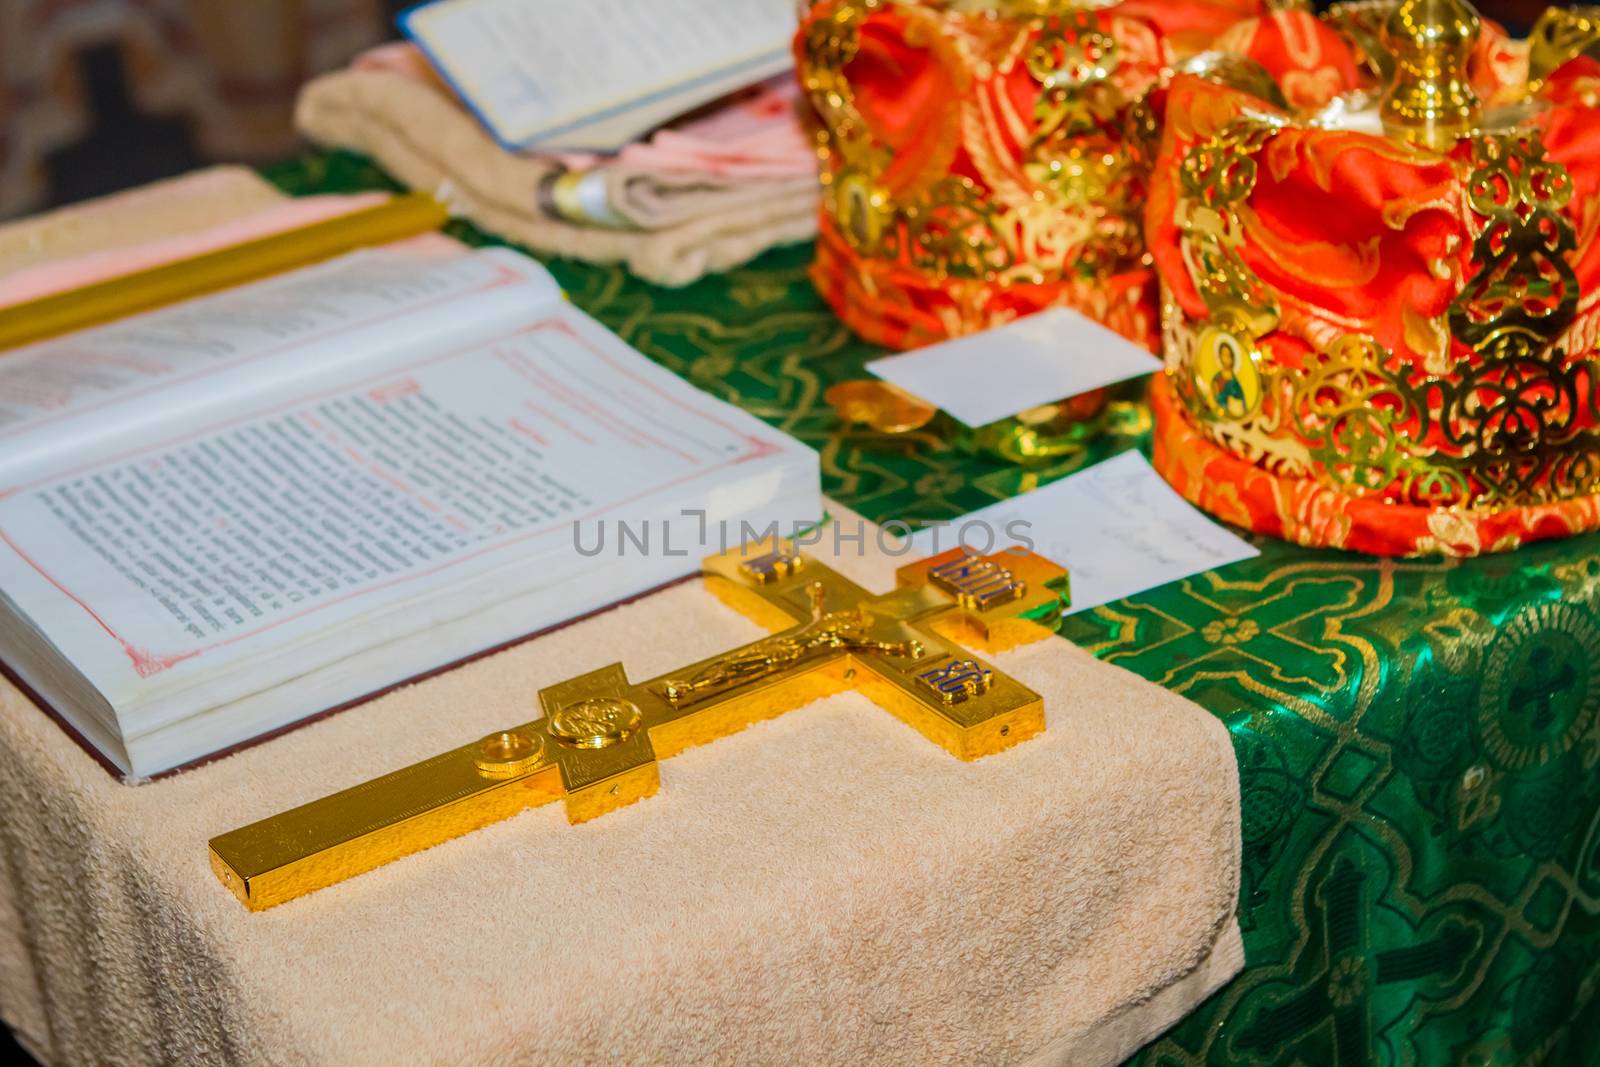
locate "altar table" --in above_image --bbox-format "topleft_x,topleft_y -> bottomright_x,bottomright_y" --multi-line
260,151 -> 1599,1065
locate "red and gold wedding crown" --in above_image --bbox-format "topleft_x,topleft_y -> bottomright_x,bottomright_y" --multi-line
1147,0 -> 1600,556
795,0 -> 1271,351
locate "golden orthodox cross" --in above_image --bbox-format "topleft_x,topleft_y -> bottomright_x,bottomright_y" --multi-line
210,541 -> 1070,910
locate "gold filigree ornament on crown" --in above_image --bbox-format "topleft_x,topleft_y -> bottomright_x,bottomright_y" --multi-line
794,0 -> 1283,352
1144,0 -> 1600,557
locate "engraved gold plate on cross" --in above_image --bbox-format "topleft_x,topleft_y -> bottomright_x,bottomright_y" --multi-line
209,541 -> 1070,910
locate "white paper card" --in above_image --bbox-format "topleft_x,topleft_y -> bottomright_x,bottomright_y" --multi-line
906,452 -> 1259,614
865,308 -> 1163,428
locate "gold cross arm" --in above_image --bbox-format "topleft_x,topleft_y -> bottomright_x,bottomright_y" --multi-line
209,542 -> 1070,910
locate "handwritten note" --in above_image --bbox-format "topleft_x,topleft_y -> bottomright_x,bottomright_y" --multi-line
866,308 -> 1163,428
906,452 -> 1259,613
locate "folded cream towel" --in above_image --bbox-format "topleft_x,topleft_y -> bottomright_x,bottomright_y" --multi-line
0,514 -> 1241,1065
295,69 -> 820,287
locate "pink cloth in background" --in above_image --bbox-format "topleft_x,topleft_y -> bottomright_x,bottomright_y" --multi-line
612,77 -> 812,178
352,42 -> 815,178
350,39 -> 443,83
0,193 -> 391,308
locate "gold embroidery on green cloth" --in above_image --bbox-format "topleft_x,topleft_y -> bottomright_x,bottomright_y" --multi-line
1062,542 -> 1600,1066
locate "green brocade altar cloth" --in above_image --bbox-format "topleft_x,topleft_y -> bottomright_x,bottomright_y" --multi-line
268,153 -> 1600,1066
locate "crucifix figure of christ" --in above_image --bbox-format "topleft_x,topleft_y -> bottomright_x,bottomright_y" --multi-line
209,540 -> 1071,910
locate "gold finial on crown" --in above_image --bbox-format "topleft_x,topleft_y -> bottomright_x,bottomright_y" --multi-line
1527,6 -> 1600,94
1380,0 -> 1482,150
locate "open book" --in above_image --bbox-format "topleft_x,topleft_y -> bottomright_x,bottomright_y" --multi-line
0,242 -> 821,777
401,0 -> 798,151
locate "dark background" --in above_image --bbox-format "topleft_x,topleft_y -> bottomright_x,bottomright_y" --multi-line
26,0 -> 412,212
